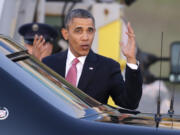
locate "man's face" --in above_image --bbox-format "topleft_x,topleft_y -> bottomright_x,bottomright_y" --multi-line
62,18 -> 96,57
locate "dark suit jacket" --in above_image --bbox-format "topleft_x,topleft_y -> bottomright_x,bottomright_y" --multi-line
42,50 -> 142,109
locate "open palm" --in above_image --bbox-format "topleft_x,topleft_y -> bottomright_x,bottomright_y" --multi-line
120,22 -> 136,64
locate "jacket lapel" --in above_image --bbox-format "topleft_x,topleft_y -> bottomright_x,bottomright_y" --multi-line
56,50 -> 67,77
78,50 -> 98,92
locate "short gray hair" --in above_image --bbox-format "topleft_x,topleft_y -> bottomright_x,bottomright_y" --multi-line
64,9 -> 95,29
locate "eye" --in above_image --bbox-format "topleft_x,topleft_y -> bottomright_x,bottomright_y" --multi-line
88,28 -> 94,33
74,28 -> 82,33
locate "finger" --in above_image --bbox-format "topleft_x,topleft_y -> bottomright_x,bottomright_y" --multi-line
33,38 -> 45,56
33,35 -> 41,49
120,41 -> 127,53
127,37 -> 136,49
33,34 -> 38,46
39,38 -> 46,47
126,32 -> 135,38
120,41 -> 125,47
38,40 -> 46,54
36,35 -> 44,48
127,22 -> 134,34
36,37 -> 45,50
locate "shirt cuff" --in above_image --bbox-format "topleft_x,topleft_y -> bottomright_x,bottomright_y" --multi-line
126,61 -> 139,70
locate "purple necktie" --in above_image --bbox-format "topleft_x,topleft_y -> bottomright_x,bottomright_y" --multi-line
65,58 -> 79,86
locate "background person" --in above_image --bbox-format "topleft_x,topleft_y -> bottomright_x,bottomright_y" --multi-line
18,23 -> 58,61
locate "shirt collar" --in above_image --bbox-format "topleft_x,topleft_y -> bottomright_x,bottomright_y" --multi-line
67,48 -> 87,65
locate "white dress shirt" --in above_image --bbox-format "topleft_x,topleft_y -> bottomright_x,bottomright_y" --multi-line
65,49 -> 138,87
127,62 -> 138,70
65,49 -> 86,87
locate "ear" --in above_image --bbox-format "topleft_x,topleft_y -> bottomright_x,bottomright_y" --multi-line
61,28 -> 68,40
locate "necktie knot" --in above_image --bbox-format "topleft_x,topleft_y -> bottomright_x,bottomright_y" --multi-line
72,58 -> 79,66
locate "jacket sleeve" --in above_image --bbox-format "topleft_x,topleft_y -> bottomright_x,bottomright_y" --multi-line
108,61 -> 143,110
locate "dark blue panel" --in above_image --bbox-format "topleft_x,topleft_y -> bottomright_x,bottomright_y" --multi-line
0,67 -> 180,135
0,68 -> 61,134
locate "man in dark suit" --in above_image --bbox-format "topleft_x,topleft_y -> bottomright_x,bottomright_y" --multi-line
41,9 -> 142,110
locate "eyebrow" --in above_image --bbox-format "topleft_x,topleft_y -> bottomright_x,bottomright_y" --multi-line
88,27 -> 95,29
74,26 -> 95,30
74,26 -> 82,30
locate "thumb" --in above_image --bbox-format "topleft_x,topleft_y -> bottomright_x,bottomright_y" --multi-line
120,41 -> 124,47
120,41 -> 126,49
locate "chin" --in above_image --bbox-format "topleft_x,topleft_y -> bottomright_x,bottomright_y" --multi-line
82,50 -> 90,56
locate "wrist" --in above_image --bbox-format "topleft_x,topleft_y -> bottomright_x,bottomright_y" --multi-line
127,58 -> 137,64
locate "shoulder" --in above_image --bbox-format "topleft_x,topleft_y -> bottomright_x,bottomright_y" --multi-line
42,50 -> 67,62
92,52 -> 120,68
96,52 -> 119,64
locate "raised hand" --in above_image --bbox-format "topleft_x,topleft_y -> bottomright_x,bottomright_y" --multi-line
40,42 -> 53,60
32,35 -> 53,61
120,22 -> 136,64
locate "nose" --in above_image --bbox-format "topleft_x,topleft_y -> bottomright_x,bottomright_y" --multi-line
81,32 -> 89,40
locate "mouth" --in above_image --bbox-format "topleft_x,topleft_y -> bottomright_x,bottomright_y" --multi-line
80,44 -> 89,50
